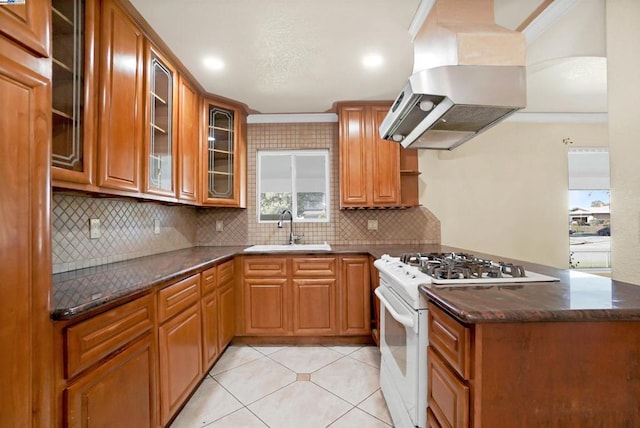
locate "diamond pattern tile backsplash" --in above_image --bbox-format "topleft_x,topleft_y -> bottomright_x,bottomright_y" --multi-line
52,193 -> 197,273
52,122 -> 440,273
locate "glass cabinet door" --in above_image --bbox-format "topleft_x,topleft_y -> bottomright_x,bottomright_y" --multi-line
51,0 -> 85,174
148,52 -> 174,193
207,106 -> 235,199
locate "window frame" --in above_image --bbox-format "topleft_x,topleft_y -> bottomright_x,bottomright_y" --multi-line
257,149 -> 331,224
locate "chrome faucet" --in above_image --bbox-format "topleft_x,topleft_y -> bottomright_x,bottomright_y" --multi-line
277,209 -> 303,245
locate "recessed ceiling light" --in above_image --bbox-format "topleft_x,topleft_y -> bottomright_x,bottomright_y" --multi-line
362,54 -> 384,69
203,57 -> 225,71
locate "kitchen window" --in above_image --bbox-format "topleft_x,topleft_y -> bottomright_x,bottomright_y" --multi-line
257,150 -> 330,222
568,148 -> 610,270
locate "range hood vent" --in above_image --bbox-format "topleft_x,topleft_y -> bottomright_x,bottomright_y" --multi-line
380,0 -> 526,150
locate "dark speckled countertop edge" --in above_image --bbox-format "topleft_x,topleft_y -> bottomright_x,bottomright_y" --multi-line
420,284 -> 640,324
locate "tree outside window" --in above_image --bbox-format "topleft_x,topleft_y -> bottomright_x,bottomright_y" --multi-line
258,150 -> 330,223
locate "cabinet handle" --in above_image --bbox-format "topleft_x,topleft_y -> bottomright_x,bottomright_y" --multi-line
374,287 -> 414,328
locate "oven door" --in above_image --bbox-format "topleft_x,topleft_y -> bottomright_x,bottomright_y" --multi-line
375,282 -> 425,427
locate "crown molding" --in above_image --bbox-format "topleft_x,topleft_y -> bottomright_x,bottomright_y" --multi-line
247,113 -> 338,124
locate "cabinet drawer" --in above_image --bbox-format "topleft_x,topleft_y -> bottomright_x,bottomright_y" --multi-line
218,259 -> 234,285
292,257 -> 336,277
428,302 -> 470,379
243,256 -> 287,277
428,347 -> 469,428
65,295 -> 154,379
201,266 -> 217,295
158,274 -> 200,323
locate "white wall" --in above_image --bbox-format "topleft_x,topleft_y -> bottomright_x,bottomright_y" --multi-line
418,120 -> 608,268
607,0 -> 640,285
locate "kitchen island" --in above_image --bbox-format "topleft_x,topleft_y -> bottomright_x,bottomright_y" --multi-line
420,261 -> 640,427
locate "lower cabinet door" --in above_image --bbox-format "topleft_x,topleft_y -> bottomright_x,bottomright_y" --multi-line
243,278 -> 289,335
159,304 -> 203,425
340,256 -> 371,335
218,282 -> 236,349
292,278 -> 337,335
427,347 -> 470,428
65,335 -> 156,428
201,291 -> 219,371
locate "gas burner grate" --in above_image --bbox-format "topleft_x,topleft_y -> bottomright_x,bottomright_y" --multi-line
398,252 -> 528,281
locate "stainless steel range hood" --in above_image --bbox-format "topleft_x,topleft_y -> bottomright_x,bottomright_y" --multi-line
379,0 -> 526,150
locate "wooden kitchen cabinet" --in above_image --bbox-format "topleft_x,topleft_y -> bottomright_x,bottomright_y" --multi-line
242,256 -> 289,335
158,274 -> 202,425
338,103 -> 399,208
177,75 -> 200,203
143,44 -> 178,197
97,0 -> 145,192
340,256 -> 371,335
0,28 -> 53,426
51,0 -> 98,186
0,0 -> 49,57
244,277 -> 290,335
242,256 -> 337,336
427,347 -> 470,428
426,304 -> 472,427
201,288 -> 220,370
201,265 -> 219,369
157,274 -> 200,322
201,98 -> 247,207
292,257 -> 337,335
292,278 -> 337,335
61,294 -> 156,427
240,255 -> 362,338
65,334 -> 157,428
369,255 -> 381,346
65,295 -> 155,379
201,260 -> 235,370
338,102 -> 419,209
158,304 -> 202,425
218,268 -> 236,349
426,301 -> 640,427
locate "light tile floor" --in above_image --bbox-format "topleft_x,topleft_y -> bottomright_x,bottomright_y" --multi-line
171,345 -> 394,428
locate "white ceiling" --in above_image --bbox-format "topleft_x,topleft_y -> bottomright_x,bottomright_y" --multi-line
128,0 -> 607,114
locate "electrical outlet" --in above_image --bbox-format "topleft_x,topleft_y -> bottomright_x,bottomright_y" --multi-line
153,218 -> 160,234
367,219 -> 378,231
89,218 -> 101,239
216,220 -> 224,232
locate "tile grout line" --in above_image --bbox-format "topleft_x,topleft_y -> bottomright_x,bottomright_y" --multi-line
191,345 -> 389,427
352,388 -> 394,427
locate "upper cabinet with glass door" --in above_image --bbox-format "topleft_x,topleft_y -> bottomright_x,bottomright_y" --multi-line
144,46 -> 177,198
201,100 -> 246,207
51,0 -> 98,185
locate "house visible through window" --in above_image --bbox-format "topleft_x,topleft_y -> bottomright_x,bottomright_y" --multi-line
257,150 -> 330,222
568,148 -> 610,269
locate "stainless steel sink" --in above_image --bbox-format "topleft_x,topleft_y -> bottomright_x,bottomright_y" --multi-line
243,243 -> 332,252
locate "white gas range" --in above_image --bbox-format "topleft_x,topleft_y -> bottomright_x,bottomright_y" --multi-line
374,252 -> 559,428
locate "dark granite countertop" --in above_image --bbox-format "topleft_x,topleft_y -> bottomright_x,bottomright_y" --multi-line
52,246 -> 245,320
53,243 -> 640,324
52,244 -> 396,321
418,253 -> 640,324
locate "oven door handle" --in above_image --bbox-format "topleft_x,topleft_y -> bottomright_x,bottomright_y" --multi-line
375,287 -> 415,329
